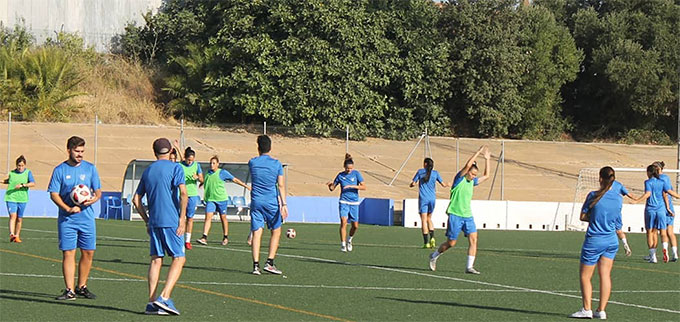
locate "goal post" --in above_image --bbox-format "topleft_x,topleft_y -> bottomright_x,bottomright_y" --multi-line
567,167 -> 680,231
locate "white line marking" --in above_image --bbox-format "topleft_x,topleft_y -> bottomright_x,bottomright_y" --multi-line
4,227 -> 678,314
2,273 -> 677,294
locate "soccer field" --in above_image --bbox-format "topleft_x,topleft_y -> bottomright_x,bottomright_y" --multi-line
1,219 -> 678,321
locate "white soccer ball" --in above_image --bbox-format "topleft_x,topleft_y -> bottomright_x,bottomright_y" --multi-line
70,184 -> 92,205
286,228 -> 296,239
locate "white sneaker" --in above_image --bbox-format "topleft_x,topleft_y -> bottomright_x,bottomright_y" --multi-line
428,252 -> 438,271
263,263 -> 282,275
347,240 -> 353,252
465,267 -> 481,275
648,256 -> 658,264
593,310 -> 606,319
568,308 -> 593,319
340,245 -> 347,252
252,268 -> 261,275
643,255 -> 651,261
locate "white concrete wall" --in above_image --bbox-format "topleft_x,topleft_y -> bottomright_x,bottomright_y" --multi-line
403,199 -> 680,234
0,0 -> 162,52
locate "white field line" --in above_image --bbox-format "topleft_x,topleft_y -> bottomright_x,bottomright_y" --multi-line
2,273 -> 678,294
4,227 -> 679,314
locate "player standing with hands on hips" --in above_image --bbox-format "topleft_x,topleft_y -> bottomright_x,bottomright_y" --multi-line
429,145 -> 490,274
48,136 -> 102,300
133,138 -> 188,315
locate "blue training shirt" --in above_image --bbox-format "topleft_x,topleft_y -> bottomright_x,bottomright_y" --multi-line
580,183 -> 625,238
249,155 -> 284,207
644,177 -> 672,210
452,171 -> 479,189
334,170 -> 364,203
47,161 -> 101,218
135,160 -> 185,228
413,168 -> 443,201
659,174 -> 675,213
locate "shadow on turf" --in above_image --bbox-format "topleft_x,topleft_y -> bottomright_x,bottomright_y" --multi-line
0,290 -> 142,314
296,257 -> 432,272
377,297 -> 563,318
94,258 -> 245,274
484,248 -> 577,260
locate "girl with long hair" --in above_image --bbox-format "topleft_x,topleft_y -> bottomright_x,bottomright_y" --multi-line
410,158 -> 448,248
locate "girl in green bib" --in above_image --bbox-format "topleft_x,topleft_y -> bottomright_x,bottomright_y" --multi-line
180,147 -> 204,250
196,156 -> 250,246
429,146 -> 490,274
3,155 -> 36,243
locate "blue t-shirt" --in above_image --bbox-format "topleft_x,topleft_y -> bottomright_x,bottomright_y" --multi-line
580,184 -> 625,238
135,160 -> 185,228
645,177 -> 672,210
333,170 -> 364,203
47,161 -> 101,218
452,171 -> 479,189
413,169 -> 443,201
659,174 -> 675,213
249,155 -> 284,207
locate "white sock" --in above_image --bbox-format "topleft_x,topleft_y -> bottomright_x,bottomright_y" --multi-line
672,246 -> 678,258
348,236 -> 353,243
621,238 -> 627,245
662,242 -> 668,251
185,233 -> 191,243
467,255 -> 476,269
341,241 -> 346,247
649,248 -> 656,257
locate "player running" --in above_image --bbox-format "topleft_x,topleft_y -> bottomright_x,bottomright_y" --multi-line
179,147 -> 203,250
133,138 -> 188,315
327,154 -> 366,252
635,164 -> 680,263
410,158 -> 448,248
3,155 -> 35,243
249,135 -> 288,275
569,167 -> 627,319
429,145 -> 490,274
48,136 -> 102,300
196,156 -> 251,246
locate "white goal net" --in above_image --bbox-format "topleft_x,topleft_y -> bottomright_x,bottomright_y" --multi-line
568,167 -> 680,231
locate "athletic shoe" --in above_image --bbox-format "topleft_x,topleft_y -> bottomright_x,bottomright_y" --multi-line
429,237 -> 436,249
263,263 -> 282,275
672,255 -> 678,262
195,238 -> 207,245
643,255 -> 651,261
341,245 -> 347,252
9,234 -> 15,242
623,244 -> 631,257
221,237 -> 229,246
422,243 -> 430,249
663,249 -> 669,263
428,252 -> 438,271
75,286 -> 96,299
648,256 -> 658,264
153,296 -> 180,315
55,289 -> 76,300
593,310 -> 607,319
465,267 -> 481,275
347,240 -> 353,252
185,242 -> 192,250
13,236 -> 22,243
568,308 -> 593,319
145,303 -> 169,315
252,268 -> 261,275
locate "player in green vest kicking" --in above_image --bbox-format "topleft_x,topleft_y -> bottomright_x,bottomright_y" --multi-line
429,146 -> 490,274
3,155 -> 36,243
179,147 -> 204,250
196,156 -> 250,246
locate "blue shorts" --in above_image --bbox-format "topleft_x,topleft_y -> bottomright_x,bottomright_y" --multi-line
446,214 -> 476,240
645,208 -> 667,230
251,202 -> 282,231
58,216 -> 96,251
580,236 -> 618,265
666,213 -> 676,227
149,227 -> 185,258
339,203 -> 359,223
186,196 -> 201,219
419,199 -> 435,214
206,200 -> 229,215
6,202 -> 27,218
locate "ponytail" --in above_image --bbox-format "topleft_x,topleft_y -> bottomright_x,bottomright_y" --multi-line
16,155 -> 26,165
653,161 -> 665,170
589,166 -> 615,209
423,158 -> 434,183
343,153 -> 354,167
